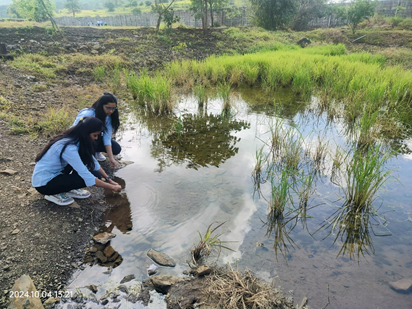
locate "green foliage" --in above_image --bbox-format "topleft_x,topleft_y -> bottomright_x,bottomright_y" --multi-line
163,8 -> 180,28
346,0 -> 376,34
145,0 -> 151,5
10,0 -> 55,22
131,7 -> 141,14
105,0 -> 115,11
290,0 -> 327,31
64,0 -> 81,16
250,0 -> 297,30
191,222 -> 235,265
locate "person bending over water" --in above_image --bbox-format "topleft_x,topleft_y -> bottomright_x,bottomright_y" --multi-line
32,117 -> 122,206
73,92 -> 121,168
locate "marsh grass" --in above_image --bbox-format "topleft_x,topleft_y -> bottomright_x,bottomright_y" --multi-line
341,144 -> 392,211
110,65 -> 121,94
93,65 -> 106,82
132,71 -> 173,114
191,222 -> 235,266
164,45 -> 412,141
193,84 -> 207,107
217,81 -> 233,112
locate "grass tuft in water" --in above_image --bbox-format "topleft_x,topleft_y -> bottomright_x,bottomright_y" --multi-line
191,222 -> 235,266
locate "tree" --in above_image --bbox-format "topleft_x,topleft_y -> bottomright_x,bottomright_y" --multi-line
152,0 -> 177,33
290,0 -> 326,30
7,3 -> 22,18
250,0 -> 297,30
190,0 -> 208,32
345,0 -> 376,34
105,0 -> 115,11
145,0 -> 151,6
207,0 -> 228,27
132,7 -> 141,14
9,0 -> 54,22
64,0 -> 81,17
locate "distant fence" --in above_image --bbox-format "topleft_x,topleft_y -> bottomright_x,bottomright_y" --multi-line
54,8 -> 249,27
53,0 -> 412,29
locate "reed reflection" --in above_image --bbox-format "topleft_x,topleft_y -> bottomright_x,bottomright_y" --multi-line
83,177 -> 131,269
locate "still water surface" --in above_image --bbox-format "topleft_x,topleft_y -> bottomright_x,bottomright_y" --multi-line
69,88 -> 412,308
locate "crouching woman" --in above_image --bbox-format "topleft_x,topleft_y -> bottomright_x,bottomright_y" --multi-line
32,116 -> 122,206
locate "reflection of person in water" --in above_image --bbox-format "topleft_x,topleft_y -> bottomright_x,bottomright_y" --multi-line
101,177 -> 133,234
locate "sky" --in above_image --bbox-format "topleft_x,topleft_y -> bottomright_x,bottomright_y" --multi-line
0,0 -> 12,6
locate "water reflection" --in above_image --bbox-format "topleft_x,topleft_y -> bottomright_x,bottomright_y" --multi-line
83,177 -> 131,269
151,113 -> 250,171
101,177 -> 133,234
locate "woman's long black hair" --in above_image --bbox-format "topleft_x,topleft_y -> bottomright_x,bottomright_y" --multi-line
92,92 -> 120,134
35,117 -> 104,171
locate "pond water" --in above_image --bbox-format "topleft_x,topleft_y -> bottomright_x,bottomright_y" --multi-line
68,87 -> 412,308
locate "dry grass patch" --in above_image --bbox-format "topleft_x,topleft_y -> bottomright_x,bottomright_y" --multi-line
205,264 -> 295,309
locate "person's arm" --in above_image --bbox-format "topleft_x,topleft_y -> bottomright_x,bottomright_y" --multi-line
103,117 -> 118,169
105,144 -> 118,169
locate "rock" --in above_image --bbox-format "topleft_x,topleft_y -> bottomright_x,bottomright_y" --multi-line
69,201 -> 80,209
148,269 -> 157,276
7,274 -> 44,309
103,245 -> 115,258
86,284 -> 98,293
43,297 -> 59,309
389,278 -> 412,293
11,229 -> 20,235
91,50 -> 99,54
151,275 -> 181,294
26,76 -> 37,82
93,232 -> 116,244
147,248 -> 176,267
95,251 -> 107,263
196,265 -> 212,277
120,274 -> 135,284
297,38 -> 311,48
127,293 -> 139,303
118,285 -> 128,294
1,169 -> 18,175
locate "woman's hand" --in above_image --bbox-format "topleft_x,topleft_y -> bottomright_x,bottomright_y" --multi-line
111,184 -> 122,192
108,178 -> 119,186
109,157 -> 118,169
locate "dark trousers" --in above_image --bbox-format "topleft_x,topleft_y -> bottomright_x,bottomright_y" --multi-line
95,137 -> 121,155
35,165 -> 101,196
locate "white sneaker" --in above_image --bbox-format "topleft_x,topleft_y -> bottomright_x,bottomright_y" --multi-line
67,189 -> 91,199
45,193 -> 74,206
95,152 -> 106,161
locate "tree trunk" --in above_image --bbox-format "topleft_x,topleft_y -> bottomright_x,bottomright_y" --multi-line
203,0 -> 208,32
210,1 -> 213,27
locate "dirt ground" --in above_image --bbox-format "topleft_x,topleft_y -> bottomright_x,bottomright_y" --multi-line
0,23 -> 410,308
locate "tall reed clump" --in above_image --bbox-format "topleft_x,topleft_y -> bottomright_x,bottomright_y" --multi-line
124,69 -> 139,100
133,71 -> 173,114
110,65 -> 121,94
217,81 -> 233,112
193,84 -> 207,107
340,144 -> 392,211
